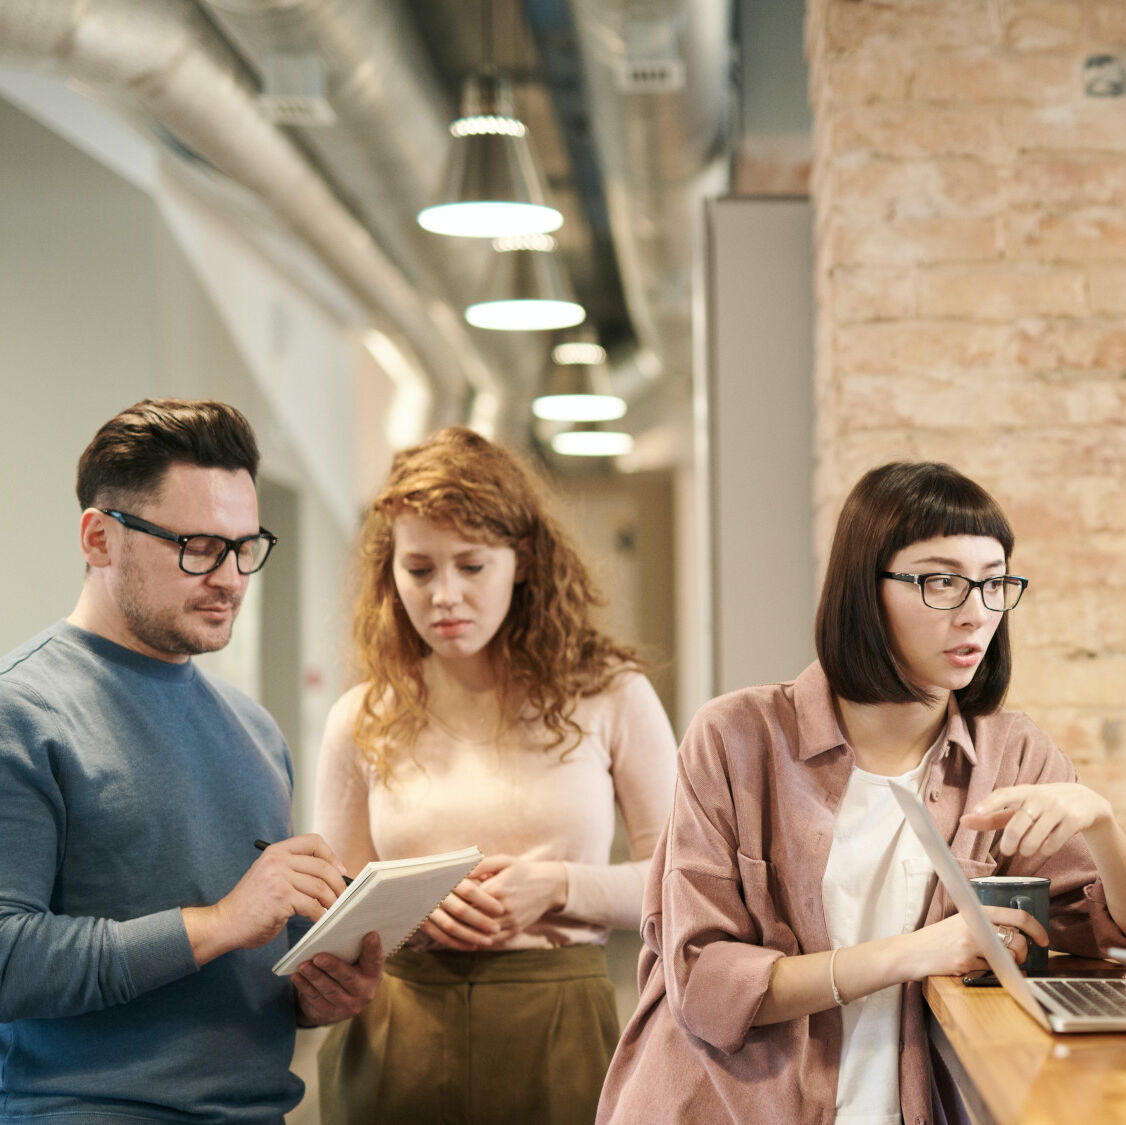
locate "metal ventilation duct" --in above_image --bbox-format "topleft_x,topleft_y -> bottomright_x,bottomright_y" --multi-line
179,0 -> 735,451
0,0 -> 735,465
194,0 -> 554,443
569,0 -> 733,383
0,0 -> 508,433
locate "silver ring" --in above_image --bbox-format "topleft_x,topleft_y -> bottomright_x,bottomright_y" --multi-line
995,926 -> 1014,948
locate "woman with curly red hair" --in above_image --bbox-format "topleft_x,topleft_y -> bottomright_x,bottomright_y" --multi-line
312,425 -> 677,1123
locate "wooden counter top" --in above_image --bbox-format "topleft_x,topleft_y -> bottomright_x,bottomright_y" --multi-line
924,961 -> 1126,1124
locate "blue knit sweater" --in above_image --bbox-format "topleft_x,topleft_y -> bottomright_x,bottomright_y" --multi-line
0,622 -> 303,1122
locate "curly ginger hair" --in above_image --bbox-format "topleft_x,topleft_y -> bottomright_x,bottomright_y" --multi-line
352,426 -> 638,783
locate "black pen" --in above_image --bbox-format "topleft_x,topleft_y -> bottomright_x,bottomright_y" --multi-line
254,839 -> 352,886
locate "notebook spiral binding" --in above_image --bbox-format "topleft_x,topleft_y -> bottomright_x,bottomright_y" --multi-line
366,848 -> 484,960
387,885 -> 463,958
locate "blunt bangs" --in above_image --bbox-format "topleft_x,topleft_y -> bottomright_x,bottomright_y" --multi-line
875,465 -> 1014,571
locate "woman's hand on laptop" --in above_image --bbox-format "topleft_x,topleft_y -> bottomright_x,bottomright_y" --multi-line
962,783 -> 1115,859
904,907 -> 1048,978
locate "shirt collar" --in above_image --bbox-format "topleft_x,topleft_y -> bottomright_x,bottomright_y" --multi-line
943,690 -> 977,765
794,660 -> 979,766
794,661 -> 847,761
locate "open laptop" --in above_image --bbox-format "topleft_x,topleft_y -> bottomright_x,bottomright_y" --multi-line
890,782 -> 1126,1033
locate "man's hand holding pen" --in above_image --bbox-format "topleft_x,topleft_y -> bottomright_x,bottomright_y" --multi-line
182,834 -> 348,966
255,837 -> 353,885
179,833 -> 382,1025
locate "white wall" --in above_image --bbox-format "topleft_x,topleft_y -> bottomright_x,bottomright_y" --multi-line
556,469 -> 679,728
0,94 -> 373,823
0,95 -> 161,643
704,197 -> 816,692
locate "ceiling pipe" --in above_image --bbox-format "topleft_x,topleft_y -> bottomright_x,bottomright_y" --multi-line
196,0 -> 548,442
200,0 -> 722,449
0,0 -> 505,428
568,0 -> 733,384
197,0 -> 475,292
0,0 -> 736,463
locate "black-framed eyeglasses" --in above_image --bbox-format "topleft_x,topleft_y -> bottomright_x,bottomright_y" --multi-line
99,509 -> 278,576
880,571 -> 1028,612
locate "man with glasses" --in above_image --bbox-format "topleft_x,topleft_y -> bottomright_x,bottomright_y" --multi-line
0,399 -> 382,1122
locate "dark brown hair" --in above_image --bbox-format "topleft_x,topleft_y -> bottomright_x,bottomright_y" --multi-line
76,398 -> 260,510
815,461 -> 1015,718
352,425 -> 637,782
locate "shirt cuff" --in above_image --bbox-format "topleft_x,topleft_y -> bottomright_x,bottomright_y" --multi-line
115,908 -> 200,996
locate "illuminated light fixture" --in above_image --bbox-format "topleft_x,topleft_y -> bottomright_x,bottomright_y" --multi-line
533,386 -> 626,422
533,333 -> 625,422
551,424 -> 635,458
552,341 -> 606,366
465,234 -> 585,331
417,71 -> 563,238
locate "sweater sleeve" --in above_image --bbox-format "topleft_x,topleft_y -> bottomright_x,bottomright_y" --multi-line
0,683 -> 198,1022
561,671 -> 678,930
313,685 -> 380,875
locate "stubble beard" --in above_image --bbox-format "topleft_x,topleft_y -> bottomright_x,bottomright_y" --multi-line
117,549 -> 241,658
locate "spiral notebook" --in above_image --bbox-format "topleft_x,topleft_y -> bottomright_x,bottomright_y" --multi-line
271,845 -> 483,975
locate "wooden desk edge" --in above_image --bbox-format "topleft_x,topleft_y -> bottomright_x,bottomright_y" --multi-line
923,967 -> 1126,1125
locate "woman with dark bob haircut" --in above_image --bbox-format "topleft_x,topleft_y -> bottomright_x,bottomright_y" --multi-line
598,461 -> 1126,1125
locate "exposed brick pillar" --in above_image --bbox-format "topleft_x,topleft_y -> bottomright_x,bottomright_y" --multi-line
806,0 -> 1126,808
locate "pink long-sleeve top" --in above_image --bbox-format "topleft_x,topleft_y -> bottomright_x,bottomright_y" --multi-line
597,662 -> 1126,1125
314,668 -> 678,948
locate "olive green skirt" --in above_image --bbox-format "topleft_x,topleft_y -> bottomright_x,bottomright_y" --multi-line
317,944 -> 619,1125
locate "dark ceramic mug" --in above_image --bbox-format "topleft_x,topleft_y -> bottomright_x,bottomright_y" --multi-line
971,875 -> 1050,974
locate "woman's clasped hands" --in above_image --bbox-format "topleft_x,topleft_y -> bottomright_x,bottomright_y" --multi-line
420,854 -> 570,951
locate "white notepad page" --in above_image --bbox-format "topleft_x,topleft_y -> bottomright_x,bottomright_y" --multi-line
272,845 -> 483,975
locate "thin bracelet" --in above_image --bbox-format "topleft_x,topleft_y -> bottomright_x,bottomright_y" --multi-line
829,946 -> 844,1006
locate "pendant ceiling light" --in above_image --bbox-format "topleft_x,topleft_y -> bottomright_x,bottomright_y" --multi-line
551,422 -> 635,458
533,331 -> 626,422
418,72 -> 562,238
417,0 -> 561,238
465,234 -> 586,331
552,340 -> 607,366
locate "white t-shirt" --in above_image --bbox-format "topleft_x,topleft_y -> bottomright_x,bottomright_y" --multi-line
823,742 -> 941,1125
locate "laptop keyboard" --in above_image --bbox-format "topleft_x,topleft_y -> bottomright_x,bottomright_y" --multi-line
1036,978 -> 1126,1018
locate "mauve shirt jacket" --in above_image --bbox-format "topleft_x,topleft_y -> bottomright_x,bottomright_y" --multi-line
597,661 -> 1125,1125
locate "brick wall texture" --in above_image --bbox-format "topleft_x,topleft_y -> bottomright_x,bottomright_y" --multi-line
806,0 -> 1126,811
